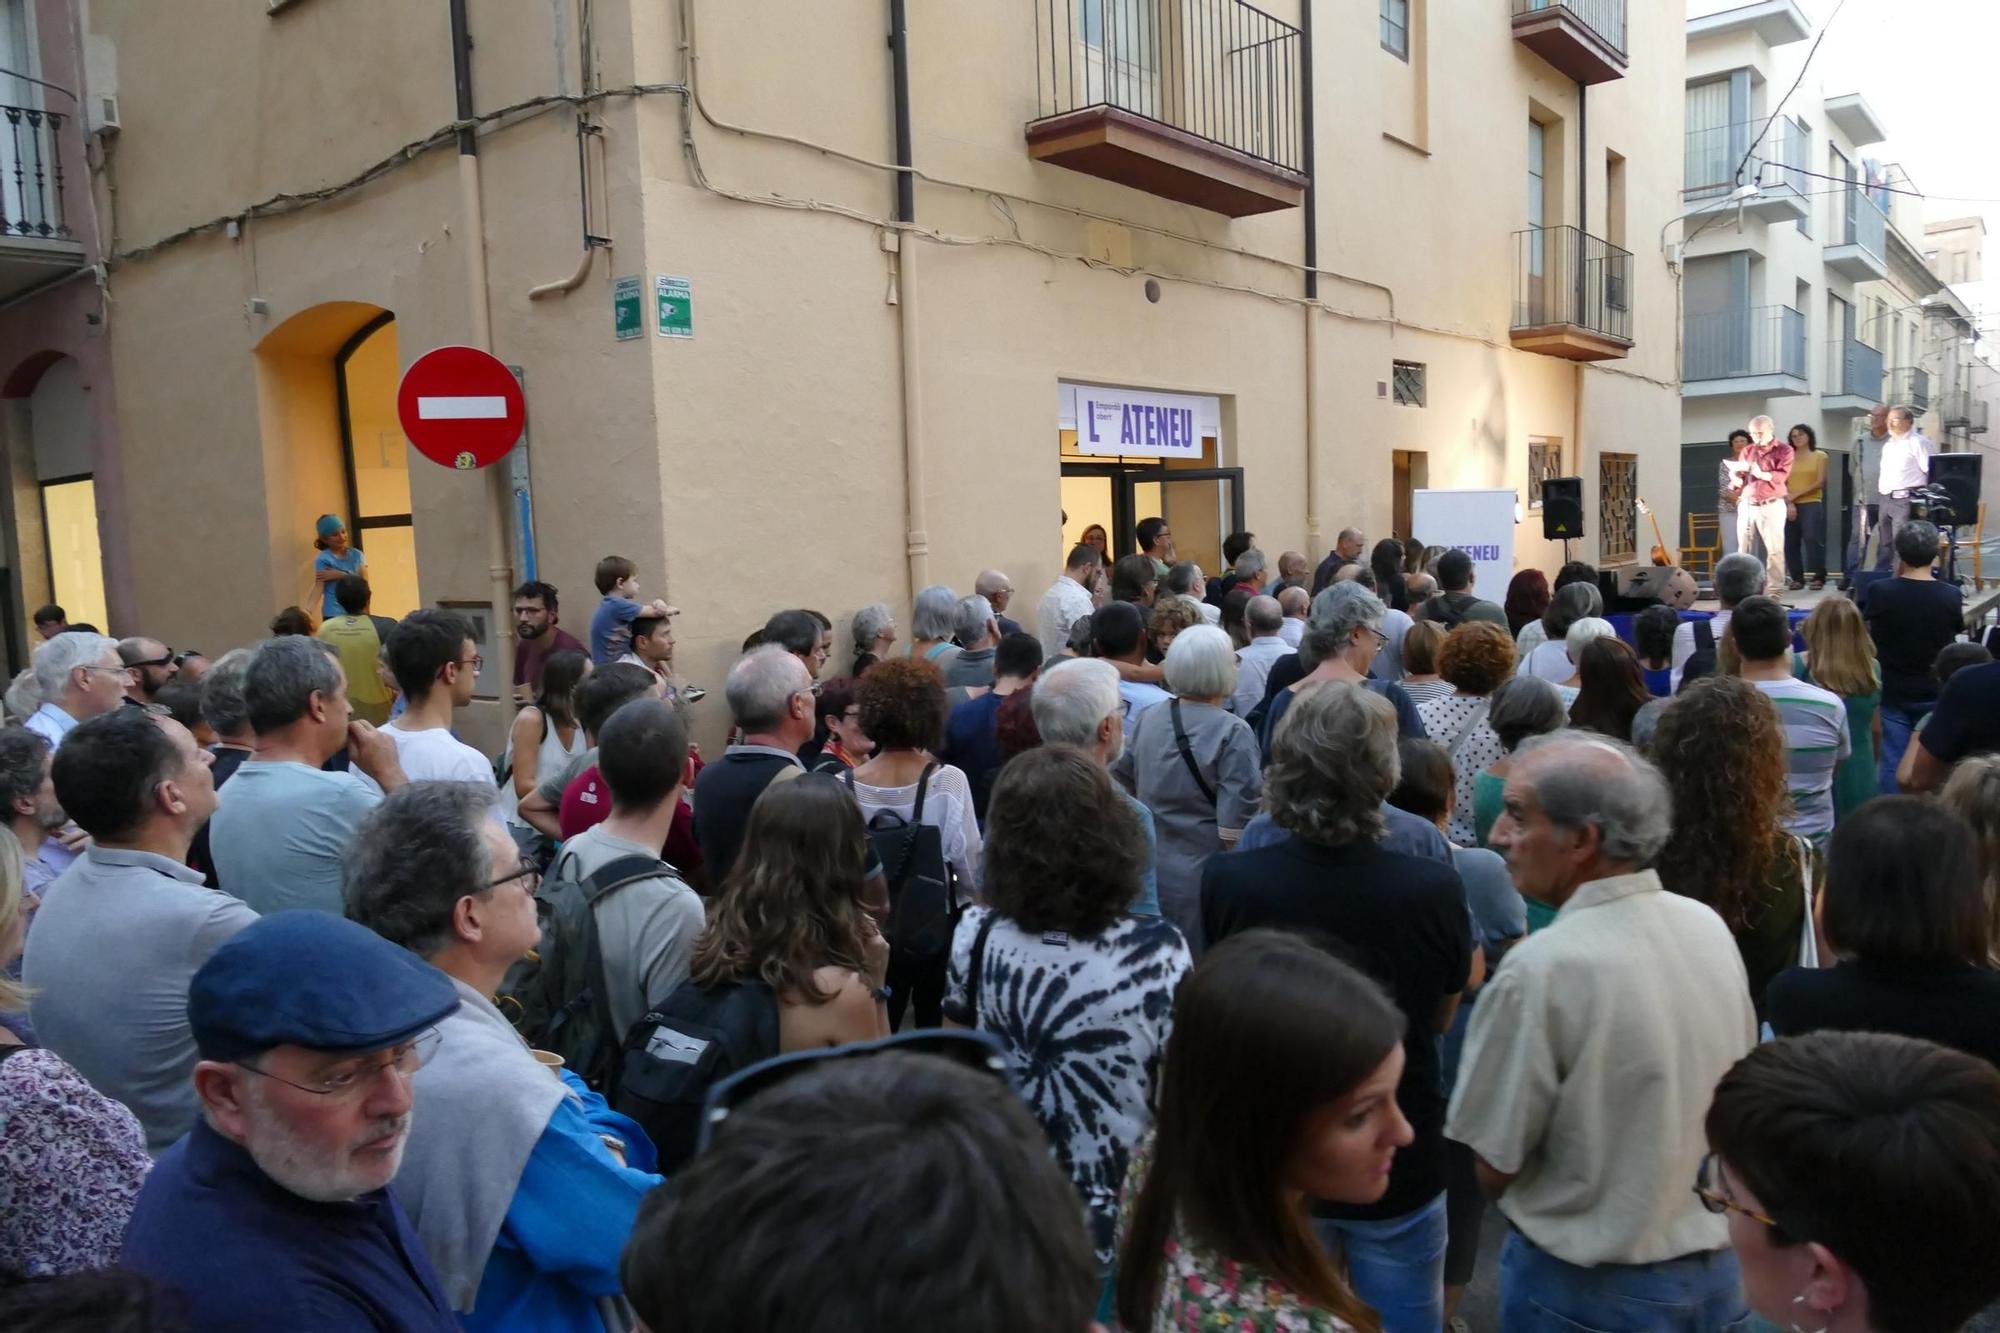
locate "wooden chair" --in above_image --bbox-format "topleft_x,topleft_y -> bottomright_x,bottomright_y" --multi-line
1680,512 -> 1722,581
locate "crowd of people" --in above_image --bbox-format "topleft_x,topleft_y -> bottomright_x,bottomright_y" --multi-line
2,474 -> 2000,1333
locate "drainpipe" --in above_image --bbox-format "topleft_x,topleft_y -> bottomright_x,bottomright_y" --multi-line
889,0 -> 927,599
1300,0 -> 1321,554
449,0 -> 517,719
1573,80 -> 1586,562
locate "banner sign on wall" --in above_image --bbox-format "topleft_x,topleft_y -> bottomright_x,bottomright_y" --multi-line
1062,383 -> 1217,459
1410,489 -> 1518,596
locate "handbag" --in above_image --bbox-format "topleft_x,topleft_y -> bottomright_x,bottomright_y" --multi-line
1793,835 -> 1821,969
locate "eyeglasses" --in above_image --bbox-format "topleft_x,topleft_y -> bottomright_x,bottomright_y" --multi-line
85,663 -> 135,681
1694,1152 -> 1782,1230
487,858 -> 541,894
124,651 -> 175,670
444,656 -> 485,678
241,1028 -> 443,1098
698,1028 -> 1012,1155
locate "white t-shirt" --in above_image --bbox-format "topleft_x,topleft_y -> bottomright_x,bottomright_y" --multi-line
1517,639 -> 1574,684
382,724 -> 498,786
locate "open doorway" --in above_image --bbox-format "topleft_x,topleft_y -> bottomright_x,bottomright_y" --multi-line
1392,449 -> 1430,541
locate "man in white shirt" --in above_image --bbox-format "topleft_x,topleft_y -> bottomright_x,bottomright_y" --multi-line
1036,543 -> 1104,658
1873,404 -> 1933,570
378,609 -> 497,787
1163,562 -> 1222,627
1448,734 -> 1755,1330
23,632 -> 127,752
1232,597 -> 1291,716
1670,553 -> 1763,693
1276,585 -> 1309,648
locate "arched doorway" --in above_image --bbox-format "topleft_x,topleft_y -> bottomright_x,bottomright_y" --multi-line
254,303 -> 419,623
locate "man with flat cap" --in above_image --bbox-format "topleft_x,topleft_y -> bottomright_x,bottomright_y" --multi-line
122,912 -> 463,1331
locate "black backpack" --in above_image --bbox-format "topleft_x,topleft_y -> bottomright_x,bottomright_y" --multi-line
612,980 -> 780,1172
500,852 -> 667,1090
842,763 -> 957,964
1676,619 -> 1717,694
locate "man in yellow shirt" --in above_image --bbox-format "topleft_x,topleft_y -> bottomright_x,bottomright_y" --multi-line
1784,424 -> 1829,591
317,574 -> 398,724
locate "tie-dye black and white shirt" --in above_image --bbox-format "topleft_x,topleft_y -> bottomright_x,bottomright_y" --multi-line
943,906 -> 1192,1264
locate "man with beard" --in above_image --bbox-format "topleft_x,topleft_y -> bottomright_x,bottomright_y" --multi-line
511,581 -> 585,703
117,636 -> 180,706
122,912 -> 462,1332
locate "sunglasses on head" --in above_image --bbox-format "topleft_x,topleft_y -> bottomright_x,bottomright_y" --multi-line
697,1028 -> 1012,1155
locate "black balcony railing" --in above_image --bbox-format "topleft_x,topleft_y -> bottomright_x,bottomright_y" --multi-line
1512,225 -> 1633,343
1509,0 -> 1627,58
0,105 -> 70,240
1034,0 -> 1305,173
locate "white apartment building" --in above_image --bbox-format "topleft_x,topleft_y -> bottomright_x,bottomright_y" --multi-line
1678,0 -> 1976,571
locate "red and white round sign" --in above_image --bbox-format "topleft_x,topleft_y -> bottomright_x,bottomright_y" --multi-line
396,345 -> 526,471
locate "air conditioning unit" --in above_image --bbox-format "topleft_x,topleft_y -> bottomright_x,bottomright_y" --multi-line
87,94 -> 119,138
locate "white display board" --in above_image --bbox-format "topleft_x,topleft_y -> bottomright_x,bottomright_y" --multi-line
1411,489 -> 1518,596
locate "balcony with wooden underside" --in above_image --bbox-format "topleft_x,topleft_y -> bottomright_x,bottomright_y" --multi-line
1510,0 -> 1628,85
1026,0 -> 1307,218
1511,226 -> 1634,363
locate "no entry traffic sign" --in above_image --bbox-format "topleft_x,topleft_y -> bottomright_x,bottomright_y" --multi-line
396,345 -> 526,471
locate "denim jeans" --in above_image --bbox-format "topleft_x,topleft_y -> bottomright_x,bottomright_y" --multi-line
1500,1230 -> 1749,1332
1879,701 -> 1933,795
1314,1192 -> 1447,1333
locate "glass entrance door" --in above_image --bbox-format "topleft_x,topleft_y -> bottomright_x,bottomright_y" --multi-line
1119,468 -> 1245,578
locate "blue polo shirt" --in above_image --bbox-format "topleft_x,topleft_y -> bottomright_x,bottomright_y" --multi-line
123,1120 -> 457,1332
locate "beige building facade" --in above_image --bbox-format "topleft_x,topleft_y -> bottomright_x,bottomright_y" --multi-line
24,0 -> 1683,749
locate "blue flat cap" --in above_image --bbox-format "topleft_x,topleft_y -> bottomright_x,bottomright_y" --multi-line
190,913 -> 460,1063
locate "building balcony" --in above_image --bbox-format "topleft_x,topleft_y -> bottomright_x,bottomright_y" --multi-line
1887,366 -> 1931,414
0,104 -> 85,303
1026,0 -> 1308,217
1683,119 -> 1808,225
1821,336 -> 1883,413
1510,226 -> 1633,362
1824,187 -> 1888,282
1939,389 -> 1986,432
1510,0 -> 1627,85
1683,304 -> 1808,398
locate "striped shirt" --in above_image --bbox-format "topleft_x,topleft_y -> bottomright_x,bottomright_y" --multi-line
1752,678 -> 1850,840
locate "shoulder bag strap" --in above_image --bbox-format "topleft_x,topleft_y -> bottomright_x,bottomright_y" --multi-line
1439,698 -> 1491,764
911,761 -> 938,822
1695,618 -> 1714,651
964,910 -> 1001,1024
1169,698 -> 1219,806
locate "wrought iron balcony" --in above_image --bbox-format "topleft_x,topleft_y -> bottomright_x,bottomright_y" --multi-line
1684,119 -> 1807,222
1683,304 -> 1807,397
1027,0 -> 1308,217
1510,0 -> 1626,85
1825,187 -> 1887,282
1887,366 -> 1931,414
1822,336 -> 1883,411
0,103 -> 85,303
1510,225 -> 1632,362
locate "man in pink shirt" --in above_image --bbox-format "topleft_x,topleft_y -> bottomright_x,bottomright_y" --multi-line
1731,415 -> 1794,595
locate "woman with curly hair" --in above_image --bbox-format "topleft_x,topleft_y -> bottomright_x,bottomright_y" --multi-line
1418,622 -> 1517,845
945,746 -> 1191,1277
1566,637 -> 1650,742
847,656 -> 982,1027
1147,596 -> 1203,659
1794,596 -> 1881,820
688,776 -> 888,1050
1651,676 -> 1811,1014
